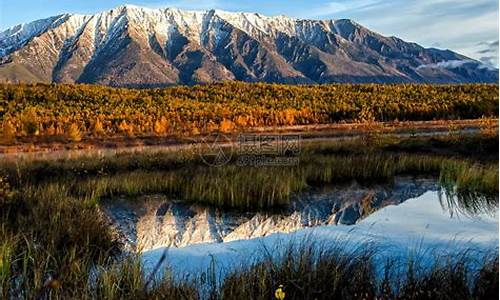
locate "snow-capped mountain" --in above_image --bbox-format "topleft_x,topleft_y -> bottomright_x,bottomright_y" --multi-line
0,4 -> 497,86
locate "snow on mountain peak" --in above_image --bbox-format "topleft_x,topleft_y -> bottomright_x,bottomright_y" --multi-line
0,3 -> 496,85
0,4 -> 324,58
0,15 -> 70,57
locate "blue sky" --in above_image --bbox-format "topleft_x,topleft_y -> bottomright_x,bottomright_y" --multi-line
0,0 -> 498,67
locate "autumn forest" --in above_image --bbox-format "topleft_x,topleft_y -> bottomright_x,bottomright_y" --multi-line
0,82 -> 497,143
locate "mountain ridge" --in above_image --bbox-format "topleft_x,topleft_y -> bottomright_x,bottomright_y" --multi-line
0,5 -> 497,86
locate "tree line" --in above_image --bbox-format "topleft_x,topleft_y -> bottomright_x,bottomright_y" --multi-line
0,82 -> 497,142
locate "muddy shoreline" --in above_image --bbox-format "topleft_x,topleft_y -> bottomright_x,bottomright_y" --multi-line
1,119 -> 494,159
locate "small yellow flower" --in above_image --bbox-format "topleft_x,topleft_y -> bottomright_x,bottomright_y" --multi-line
275,284 -> 285,300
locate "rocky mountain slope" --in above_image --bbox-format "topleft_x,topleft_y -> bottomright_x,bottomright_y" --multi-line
0,4 -> 497,86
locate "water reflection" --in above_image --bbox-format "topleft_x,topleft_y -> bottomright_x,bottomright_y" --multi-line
438,187 -> 498,218
103,176 -> 498,251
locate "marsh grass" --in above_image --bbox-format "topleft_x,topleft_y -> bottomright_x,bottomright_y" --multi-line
92,257 -> 198,300
1,135 -> 497,210
219,242 -> 377,300
439,162 -> 499,216
0,186 -> 115,298
62,152 -> 496,211
34,153 -> 492,211
393,256 -> 499,300
1,222 -> 498,300
0,147 -> 498,299
72,166 -> 305,210
473,255 -> 499,299
440,162 -> 499,196
0,150 -> 198,187
0,182 -> 196,299
2,134 -> 497,185
218,243 -> 498,300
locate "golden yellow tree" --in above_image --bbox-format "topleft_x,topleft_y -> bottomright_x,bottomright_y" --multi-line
92,119 -> 105,136
20,108 -> 39,136
0,121 -> 16,144
67,123 -> 82,142
118,120 -> 134,137
219,119 -> 235,133
153,116 -> 169,135
45,124 -> 56,136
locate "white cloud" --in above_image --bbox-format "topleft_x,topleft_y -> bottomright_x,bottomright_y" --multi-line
416,59 -> 496,71
303,0 -> 499,66
417,60 -> 473,70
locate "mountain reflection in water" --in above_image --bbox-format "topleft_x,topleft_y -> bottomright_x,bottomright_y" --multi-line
102,176 -> 497,251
